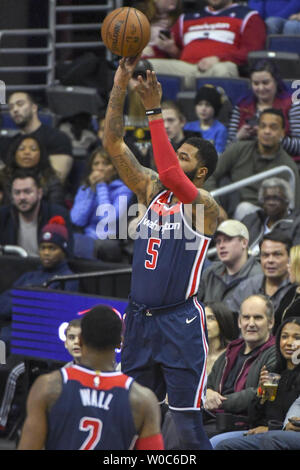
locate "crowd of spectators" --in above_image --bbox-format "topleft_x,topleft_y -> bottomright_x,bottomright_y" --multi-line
1,0 -> 300,450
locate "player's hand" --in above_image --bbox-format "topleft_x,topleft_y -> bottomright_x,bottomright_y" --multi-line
133,70 -> 162,111
114,54 -> 142,87
204,389 -> 227,410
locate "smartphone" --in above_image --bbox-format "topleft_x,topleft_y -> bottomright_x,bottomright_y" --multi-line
288,418 -> 300,427
245,117 -> 258,127
159,30 -> 171,38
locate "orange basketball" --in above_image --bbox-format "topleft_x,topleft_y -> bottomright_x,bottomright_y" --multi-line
101,7 -> 151,57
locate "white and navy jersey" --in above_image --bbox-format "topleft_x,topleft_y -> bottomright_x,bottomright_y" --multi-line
45,365 -> 137,450
130,190 -> 211,307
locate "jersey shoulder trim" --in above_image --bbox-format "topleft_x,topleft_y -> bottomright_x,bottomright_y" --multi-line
63,365 -> 133,390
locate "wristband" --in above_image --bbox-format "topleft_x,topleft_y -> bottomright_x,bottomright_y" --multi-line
145,108 -> 162,116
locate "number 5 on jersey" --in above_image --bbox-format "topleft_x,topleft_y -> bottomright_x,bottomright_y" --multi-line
145,238 -> 161,270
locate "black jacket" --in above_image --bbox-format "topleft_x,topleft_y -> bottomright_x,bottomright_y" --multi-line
242,209 -> 300,253
0,200 -> 74,255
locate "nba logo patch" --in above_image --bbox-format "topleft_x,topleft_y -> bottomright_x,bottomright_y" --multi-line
93,376 -> 100,387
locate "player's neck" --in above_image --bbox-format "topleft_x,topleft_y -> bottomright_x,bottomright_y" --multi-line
80,350 -> 116,372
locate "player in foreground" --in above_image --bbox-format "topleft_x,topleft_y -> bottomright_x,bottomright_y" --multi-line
103,56 -> 220,449
17,305 -> 163,450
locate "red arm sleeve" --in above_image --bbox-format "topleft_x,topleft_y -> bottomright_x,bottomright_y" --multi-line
217,13 -> 266,65
135,433 -> 164,450
148,118 -> 198,204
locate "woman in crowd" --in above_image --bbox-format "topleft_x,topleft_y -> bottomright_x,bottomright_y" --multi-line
227,59 -> 300,157
134,0 -> 183,59
1,135 -> 65,205
205,302 -> 239,374
211,317 -> 300,449
274,245 -> 300,334
70,147 -> 133,261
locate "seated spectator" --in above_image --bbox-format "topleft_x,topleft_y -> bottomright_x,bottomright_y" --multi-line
0,215 -> 79,351
242,177 -> 300,256
134,0 -> 183,60
70,147 -> 133,261
0,134 -> 65,206
205,302 -> 239,375
205,109 -> 300,220
274,245 -> 300,334
250,395 -> 300,450
184,85 -> 228,155
227,231 -> 293,315
212,317 -> 300,449
198,220 -> 262,305
204,294 -> 276,437
0,92 -> 73,184
227,59 -> 300,158
0,169 -> 74,257
148,0 -> 266,89
248,0 -> 300,35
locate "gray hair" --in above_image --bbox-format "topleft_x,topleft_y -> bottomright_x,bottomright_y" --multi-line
258,177 -> 294,208
240,294 -> 274,322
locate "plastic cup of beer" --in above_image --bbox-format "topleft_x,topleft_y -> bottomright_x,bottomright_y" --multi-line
263,373 -> 281,402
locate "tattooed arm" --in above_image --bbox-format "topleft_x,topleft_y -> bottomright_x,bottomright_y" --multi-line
102,57 -> 163,206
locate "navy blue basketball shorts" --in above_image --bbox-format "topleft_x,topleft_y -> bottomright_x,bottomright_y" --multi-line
121,296 -> 208,411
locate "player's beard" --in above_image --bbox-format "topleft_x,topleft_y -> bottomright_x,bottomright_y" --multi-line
185,167 -> 198,182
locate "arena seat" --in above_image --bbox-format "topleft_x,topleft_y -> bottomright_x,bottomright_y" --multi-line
195,77 -> 250,106
266,34 -> 300,55
248,50 -> 300,80
156,74 -> 184,101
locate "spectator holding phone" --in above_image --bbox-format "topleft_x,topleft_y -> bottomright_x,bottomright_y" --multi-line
227,59 -> 300,158
134,0 -> 183,59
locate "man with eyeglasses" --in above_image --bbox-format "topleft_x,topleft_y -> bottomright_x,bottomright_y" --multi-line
241,177 -> 300,256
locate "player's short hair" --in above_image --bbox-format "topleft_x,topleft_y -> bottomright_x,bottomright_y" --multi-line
80,305 -> 122,350
184,136 -> 218,180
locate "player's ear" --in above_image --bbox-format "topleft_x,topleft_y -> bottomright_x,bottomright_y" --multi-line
197,166 -> 208,180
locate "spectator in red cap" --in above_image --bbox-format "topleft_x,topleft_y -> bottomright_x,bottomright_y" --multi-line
0,215 -> 79,439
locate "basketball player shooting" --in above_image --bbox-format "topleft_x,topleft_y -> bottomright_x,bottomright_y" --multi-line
103,56 -> 220,450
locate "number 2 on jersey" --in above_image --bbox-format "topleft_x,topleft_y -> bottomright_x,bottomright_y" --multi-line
79,417 -> 103,450
145,238 -> 161,270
